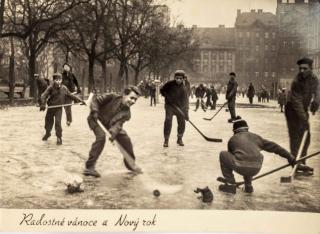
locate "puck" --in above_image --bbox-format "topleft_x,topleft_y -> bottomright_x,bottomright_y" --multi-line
153,189 -> 160,197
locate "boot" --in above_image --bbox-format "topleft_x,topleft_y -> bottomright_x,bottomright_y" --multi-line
83,167 -> 101,178
243,185 -> 254,193
163,139 -> 169,147
297,164 -> 314,172
177,137 -> 184,146
42,132 -> 51,141
217,176 -> 236,184
67,121 -> 71,126
218,184 -> 236,194
57,137 -> 62,145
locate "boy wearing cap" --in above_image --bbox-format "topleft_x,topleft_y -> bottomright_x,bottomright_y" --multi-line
84,86 -> 141,177
285,57 -> 319,173
40,73 -> 85,145
160,70 -> 189,147
217,119 -> 296,193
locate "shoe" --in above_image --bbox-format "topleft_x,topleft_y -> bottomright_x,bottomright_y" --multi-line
297,164 -> 314,172
177,137 -> 184,146
236,116 -> 242,120
217,176 -> 236,184
218,184 -> 236,194
67,121 -> 71,126
243,184 -> 254,193
83,168 -> 101,177
42,133 -> 51,141
57,138 -> 62,145
163,139 -> 169,147
228,118 -> 236,123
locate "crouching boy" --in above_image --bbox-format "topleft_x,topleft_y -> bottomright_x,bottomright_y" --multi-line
84,86 -> 141,177
217,119 -> 296,194
40,73 -> 85,145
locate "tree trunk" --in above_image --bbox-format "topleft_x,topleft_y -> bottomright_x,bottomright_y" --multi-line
124,65 -> 129,87
8,37 -> 15,104
100,60 -> 107,93
134,68 -> 140,85
81,66 -> 86,99
29,52 -> 37,99
88,57 -> 95,92
117,63 -> 125,92
0,0 -> 5,34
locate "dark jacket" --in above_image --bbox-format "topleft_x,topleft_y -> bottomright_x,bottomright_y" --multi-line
286,73 -> 320,122
278,92 -> 287,105
228,130 -> 292,169
195,86 -> 206,98
160,80 -> 188,110
89,93 -> 131,136
226,79 -> 238,100
40,84 -> 80,107
62,71 -> 80,93
247,84 -> 255,98
211,88 -> 218,101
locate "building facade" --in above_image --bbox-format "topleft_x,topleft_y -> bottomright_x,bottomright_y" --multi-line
192,26 -> 236,84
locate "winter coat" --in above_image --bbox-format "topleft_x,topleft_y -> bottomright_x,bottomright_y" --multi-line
286,72 -> 320,122
278,92 -> 287,105
160,80 -> 189,110
195,86 -> 206,98
226,79 -> 238,100
62,71 -> 80,93
211,88 -> 218,102
228,130 -> 292,169
247,84 -> 255,98
88,93 -> 131,137
40,84 -> 80,107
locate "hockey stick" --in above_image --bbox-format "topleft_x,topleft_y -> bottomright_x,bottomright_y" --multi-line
235,150 -> 320,187
47,103 -> 80,109
203,102 -> 228,121
280,130 -> 308,183
167,102 -> 222,142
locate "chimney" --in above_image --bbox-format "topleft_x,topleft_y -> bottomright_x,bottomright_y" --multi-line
219,25 -> 225,28
237,9 -> 241,16
258,9 -> 263,13
250,9 -> 255,13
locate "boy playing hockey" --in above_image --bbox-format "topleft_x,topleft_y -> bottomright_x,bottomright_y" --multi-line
40,73 -> 85,145
217,119 -> 297,194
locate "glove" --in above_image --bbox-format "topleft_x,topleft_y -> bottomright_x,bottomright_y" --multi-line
77,88 -> 81,94
184,111 -> 189,121
310,101 -> 319,115
91,112 -> 99,121
40,106 -> 46,111
108,129 -> 117,142
287,155 -> 296,167
80,100 -> 87,106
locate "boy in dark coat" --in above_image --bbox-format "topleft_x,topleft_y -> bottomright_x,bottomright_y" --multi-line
226,72 -> 240,122
84,86 -> 141,177
247,82 -> 255,104
210,85 -> 218,110
160,70 -> 189,147
61,63 -> 81,126
285,57 -> 319,172
278,88 -> 287,112
40,73 -> 85,145
217,119 -> 296,193
194,83 -> 207,112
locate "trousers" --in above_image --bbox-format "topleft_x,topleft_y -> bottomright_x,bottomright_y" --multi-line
227,98 -> 236,118
45,108 -> 63,138
164,104 -> 185,139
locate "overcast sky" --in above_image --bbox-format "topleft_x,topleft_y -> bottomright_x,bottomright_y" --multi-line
165,0 -> 277,27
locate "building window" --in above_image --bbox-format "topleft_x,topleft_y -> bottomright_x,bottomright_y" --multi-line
239,32 -> 242,38
265,45 -> 268,51
255,45 -> 259,51
219,52 -> 224,60
265,32 -> 269,39
272,72 -> 275,78
283,41 -> 287,47
291,41 -> 295,47
264,72 -> 268,77
272,45 -> 276,51
256,32 -> 259,38
211,52 -> 216,59
247,32 -> 250,38
272,32 -> 276,39
228,52 -> 232,59
255,72 -> 259,77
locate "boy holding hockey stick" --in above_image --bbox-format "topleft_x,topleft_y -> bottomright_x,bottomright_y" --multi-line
84,86 -> 141,177
217,119 -> 300,194
40,73 -> 86,145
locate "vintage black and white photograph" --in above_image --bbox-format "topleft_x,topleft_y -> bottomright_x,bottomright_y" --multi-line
0,0 -> 319,215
